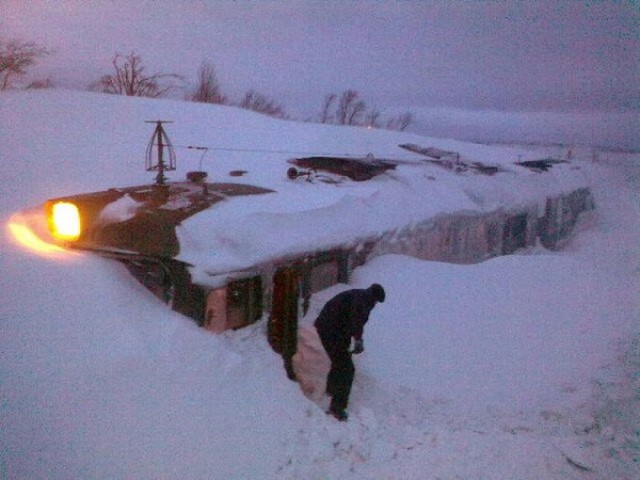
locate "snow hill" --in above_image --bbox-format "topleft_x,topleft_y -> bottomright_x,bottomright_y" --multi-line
1,90 -> 639,479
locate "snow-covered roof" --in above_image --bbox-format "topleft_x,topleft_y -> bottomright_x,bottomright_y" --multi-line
3,90 -> 591,282
169,133 -> 589,282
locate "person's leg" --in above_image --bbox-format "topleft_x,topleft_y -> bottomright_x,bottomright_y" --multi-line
317,329 -> 341,396
326,363 -> 340,396
328,353 -> 354,419
316,328 -> 354,420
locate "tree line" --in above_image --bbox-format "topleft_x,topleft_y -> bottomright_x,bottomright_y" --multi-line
1,38 -> 412,131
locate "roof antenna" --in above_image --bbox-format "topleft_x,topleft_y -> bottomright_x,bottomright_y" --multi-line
145,120 -> 176,185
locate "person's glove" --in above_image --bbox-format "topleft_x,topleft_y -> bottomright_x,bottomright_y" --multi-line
351,339 -> 364,355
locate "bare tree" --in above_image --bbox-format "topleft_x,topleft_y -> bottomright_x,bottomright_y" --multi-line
0,38 -> 49,90
319,93 -> 336,124
238,90 -> 287,118
336,89 -> 366,126
316,89 -> 413,131
91,52 -> 182,97
364,107 -> 382,128
386,112 -> 414,131
190,61 -> 226,104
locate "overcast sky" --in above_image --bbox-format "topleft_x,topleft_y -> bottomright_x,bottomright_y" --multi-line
3,0 -> 639,148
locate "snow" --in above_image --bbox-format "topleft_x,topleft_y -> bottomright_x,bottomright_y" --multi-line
175,131 -> 590,277
1,90 -> 639,479
97,194 -> 142,224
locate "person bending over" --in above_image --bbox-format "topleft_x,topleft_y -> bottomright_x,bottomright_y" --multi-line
314,283 -> 386,421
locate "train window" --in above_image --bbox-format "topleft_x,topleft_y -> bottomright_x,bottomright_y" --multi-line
502,214 -> 528,254
227,276 -> 263,329
204,276 -> 262,333
308,260 -> 339,294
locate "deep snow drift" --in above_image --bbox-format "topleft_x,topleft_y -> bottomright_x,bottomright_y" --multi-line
1,90 -> 639,479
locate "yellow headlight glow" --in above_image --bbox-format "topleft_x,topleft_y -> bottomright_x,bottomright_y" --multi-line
8,221 -> 65,255
49,201 -> 81,241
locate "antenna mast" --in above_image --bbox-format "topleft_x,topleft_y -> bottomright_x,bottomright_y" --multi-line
145,120 -> 176,185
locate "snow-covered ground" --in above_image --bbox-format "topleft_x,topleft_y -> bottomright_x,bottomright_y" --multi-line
1,90 -> 639,479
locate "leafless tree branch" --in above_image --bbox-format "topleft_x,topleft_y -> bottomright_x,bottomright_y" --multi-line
0,38 -> 49,90
190,61 -> 226,104
336,89 -> 366,126
319,93 -> 336,124
91,52 -> 183,98
238,90 -> 287,118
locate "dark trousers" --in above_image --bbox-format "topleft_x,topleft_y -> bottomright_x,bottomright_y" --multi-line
317,331 -> 355,412
326,351 -> 355,412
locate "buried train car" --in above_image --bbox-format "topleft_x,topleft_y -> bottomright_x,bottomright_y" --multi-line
34,170 -> 594,367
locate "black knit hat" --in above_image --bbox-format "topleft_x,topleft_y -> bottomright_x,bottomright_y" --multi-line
369,283 -> 386,303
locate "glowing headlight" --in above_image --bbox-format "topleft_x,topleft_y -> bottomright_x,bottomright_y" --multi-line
48,201 -> 81,241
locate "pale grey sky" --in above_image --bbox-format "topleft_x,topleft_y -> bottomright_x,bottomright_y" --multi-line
3,0 -> 639,147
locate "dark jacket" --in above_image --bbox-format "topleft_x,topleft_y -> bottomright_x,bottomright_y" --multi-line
314,288 -> 377,354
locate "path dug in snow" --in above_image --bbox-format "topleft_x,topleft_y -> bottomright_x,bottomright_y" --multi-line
281,157 -> 640,479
